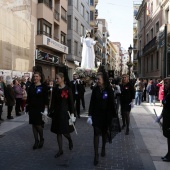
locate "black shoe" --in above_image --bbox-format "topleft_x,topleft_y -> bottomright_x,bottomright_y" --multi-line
94,154 -> 99,166
7,116 -> 14,119
69,139 -> 73,150
121,125 -> 125,130
83,107 -> 85,110
161,154 -> 168,160
125,129 -> 129,135
38,139 -> 44,149
33,140 -> 39,150
0,118 -> 4,121
77,115 -> 80,118
16,113 -> 21,116
101,148 -> 105,157
55,150 -> 63,158
162,157 -> 170,162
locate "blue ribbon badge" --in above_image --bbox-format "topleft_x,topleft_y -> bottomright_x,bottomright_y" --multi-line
102,91 -> 108,99
36,86 -> 42,94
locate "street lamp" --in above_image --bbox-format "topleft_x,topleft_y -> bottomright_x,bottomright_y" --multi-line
127,45 -> 133,81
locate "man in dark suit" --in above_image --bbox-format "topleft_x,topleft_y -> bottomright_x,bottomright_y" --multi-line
70,74 -> 84,118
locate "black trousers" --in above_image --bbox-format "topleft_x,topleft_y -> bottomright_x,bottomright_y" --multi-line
7,106 -> 13,117
81,93 -> 85,109
15,98 -> 22,115
73,94 -> 80,116
0,104 -> 3,118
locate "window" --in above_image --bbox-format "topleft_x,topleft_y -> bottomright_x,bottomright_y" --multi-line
74,18 -> 78,32
80,24 -> 84,36
61,32 -> 66,45
74,0 -> 78,8
68,0 -> 73,6
61,7 -> 67,21
150,28 -> 154,39
68,15 -> 72,29
156,51 -> 159,69
37,19 -> 52,37
38,0 -> 52,9
74,41 -> 78,56
156,21 -> 159,33
146,33 -> 149,43
67,40 -> 72,54
147,57 -> 149,72
151,54 -> 153,70
81,4 -> 84,16
86,11 -> 89,22
90,11 -> 94,21
90,0 -> 94,6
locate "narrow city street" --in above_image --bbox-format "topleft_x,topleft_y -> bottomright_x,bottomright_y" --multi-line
0,88 -> 167,170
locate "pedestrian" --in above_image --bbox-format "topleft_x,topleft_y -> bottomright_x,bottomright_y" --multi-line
49,72 -> 76,158
80,77 -> 86,110
134,78 -> 144,105
21,85 -> 27,113
88,70 -> 117,166
5,76 -> 15,119
70,73 -> 83,118
142,79 -> 147,101
120,74 -> 135,135
13,79 -> 23,116
161,78 -> 170,162
26,77 -> 31,92
0,88 -> 4,123
146,79 -> 156,105
157,80 -> 164,107
26,72 -> 49,150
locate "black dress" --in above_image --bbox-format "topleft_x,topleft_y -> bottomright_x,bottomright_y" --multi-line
50,86 -> 75,134
162,93 -> 170,138
27,84 -> 49,125
88,86 -> 116,130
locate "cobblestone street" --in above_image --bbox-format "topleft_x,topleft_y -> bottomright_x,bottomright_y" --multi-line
0,89 -> 156,170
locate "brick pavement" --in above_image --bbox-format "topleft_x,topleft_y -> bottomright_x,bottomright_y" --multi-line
0,88 -> 147,170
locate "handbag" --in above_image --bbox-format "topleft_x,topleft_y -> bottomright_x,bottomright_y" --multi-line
107,117 -> 121,143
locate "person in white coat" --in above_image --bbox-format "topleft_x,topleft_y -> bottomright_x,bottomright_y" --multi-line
81,31 -> 96,69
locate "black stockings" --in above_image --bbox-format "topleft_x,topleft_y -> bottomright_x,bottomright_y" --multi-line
122,111 -> 130,130
167,138 -> 170,157
32,125 -> 44,142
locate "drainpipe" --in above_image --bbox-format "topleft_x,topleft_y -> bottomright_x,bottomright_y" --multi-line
164,25 -> 167,78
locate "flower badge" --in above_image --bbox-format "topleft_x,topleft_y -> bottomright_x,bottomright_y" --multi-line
61,90 -> 68,99
102,91 -> 108,99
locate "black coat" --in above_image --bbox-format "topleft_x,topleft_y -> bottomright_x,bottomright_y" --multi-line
50,86 -> 75,134
5,85 -> 15,106
120,82 -> 135,111
70,80 -> 84,98
162,92 -> 170,138
88,86 -> 116,129
27,83 -> 49,125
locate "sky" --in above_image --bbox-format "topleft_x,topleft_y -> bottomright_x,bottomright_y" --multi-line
97,0 -> 138,50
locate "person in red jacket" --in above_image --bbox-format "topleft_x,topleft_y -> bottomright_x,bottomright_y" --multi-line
157,80 -> 164,107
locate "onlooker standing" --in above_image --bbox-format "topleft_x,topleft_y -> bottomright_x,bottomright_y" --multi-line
161,78 -> 170,162
26,77 -> 32,92
120,74 -> 135,135
80,78 -> 86,110
142,79 -> 148,101
21,85 -> 27,112
146,79 -> 156,105
0,76 -> 6,120
134,78 -> 144,105
0,88 -> 4,122
5,76 -> 15,119
157,80 -> 164,107
13,79 -> 23,116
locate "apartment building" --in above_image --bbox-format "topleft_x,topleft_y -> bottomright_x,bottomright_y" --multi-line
33,0 -> 68,79
136,0 -> 170,79
67,0 -> 90,77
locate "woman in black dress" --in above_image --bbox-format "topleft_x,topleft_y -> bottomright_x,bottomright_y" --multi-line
49,72 -> 75,158
162,78 -> 170,161
88,71 -> 116,166
27,72 -> 48,150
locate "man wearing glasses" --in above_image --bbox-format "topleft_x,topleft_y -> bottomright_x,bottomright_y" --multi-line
120,74 -> 135,135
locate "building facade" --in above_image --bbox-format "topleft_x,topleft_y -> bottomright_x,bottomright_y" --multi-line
136,0 -> 170,79
67,0 -> 90,77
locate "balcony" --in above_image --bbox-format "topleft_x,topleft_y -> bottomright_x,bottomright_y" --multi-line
95,0 -> 98,6
95,9 -> 98,16
143,36 -> 157,54
54,10 -> 60,22
37,30 -> 52,38
38,0 -> 52,9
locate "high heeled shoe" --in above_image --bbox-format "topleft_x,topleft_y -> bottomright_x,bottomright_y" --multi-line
69,139 -> 73,150
55,150 -> 63,158
94,154 -> 99,166
33,140 -> 39,150
38,139 -> 44,149
101,147 -> 105,157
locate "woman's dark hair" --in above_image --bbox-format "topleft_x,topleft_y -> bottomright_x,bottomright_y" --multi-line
97,65 -> 110,88
85,31 -> 92,38
13,79 -> 17,85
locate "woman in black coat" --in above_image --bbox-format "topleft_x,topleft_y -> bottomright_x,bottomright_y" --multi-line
27,72 -> 49,150
162,78 -> 170,162
49,72 -> 75,158
88,71 -> 116,166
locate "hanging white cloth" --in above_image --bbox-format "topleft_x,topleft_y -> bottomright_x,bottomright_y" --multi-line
81,37 -> 96,69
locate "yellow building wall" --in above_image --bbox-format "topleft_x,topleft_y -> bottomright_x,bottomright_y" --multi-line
0,7 -> 34,72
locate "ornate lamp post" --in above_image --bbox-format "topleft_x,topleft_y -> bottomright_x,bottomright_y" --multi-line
127,45 -> 133,81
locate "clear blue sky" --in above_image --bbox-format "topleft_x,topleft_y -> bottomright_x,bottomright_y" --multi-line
97,0 -> 135,50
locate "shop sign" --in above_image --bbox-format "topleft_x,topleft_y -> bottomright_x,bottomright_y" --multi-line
43,35 -> 68,54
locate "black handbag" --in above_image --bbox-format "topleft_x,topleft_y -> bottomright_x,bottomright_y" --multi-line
107,117 -> 121,143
